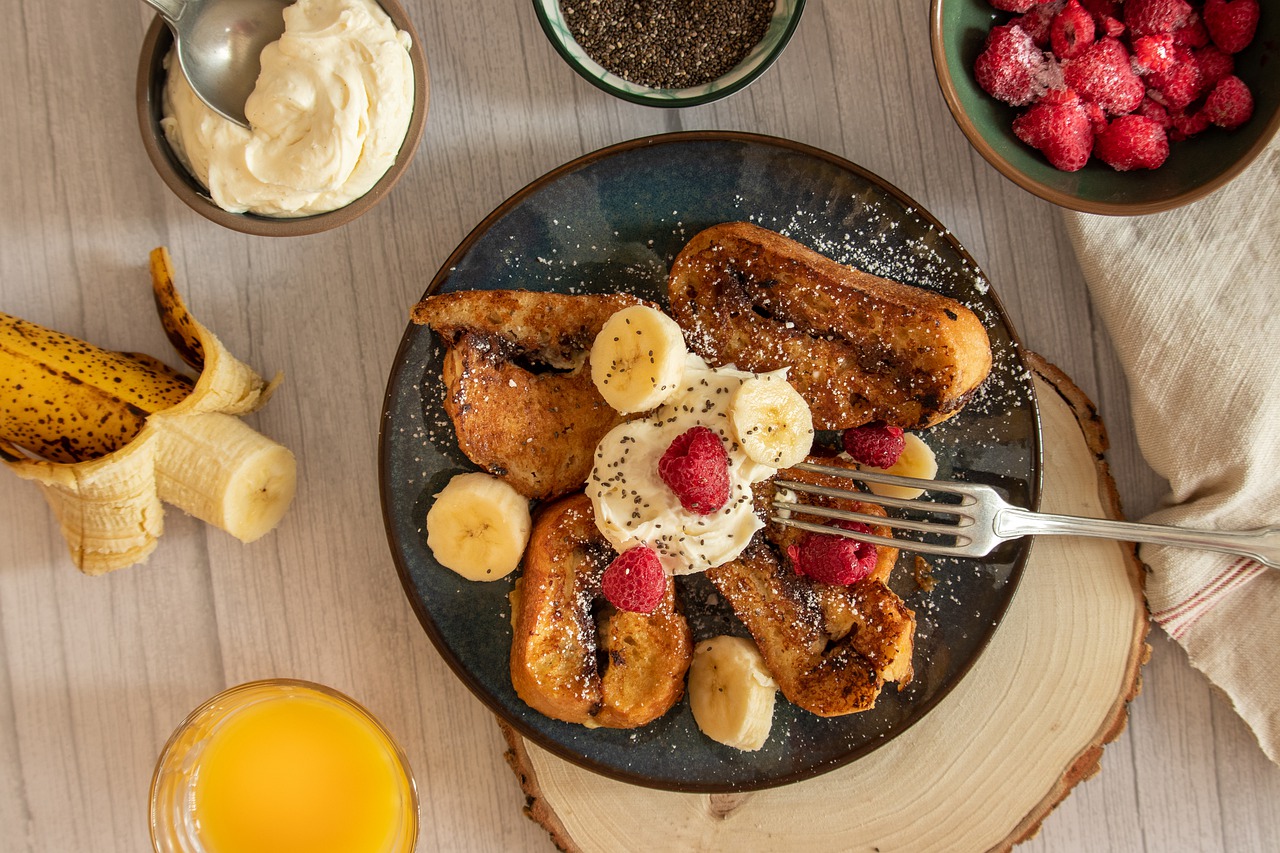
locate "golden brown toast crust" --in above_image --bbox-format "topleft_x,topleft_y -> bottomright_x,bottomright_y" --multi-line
667,222 -> 993,430
414,290 -> 646,500
510,494 -> 692,729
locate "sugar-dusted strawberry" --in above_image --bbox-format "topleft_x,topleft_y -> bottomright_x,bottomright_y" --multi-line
1169,108 -> 1211,141
1051,0 -> 1097,58
1132,33 -> 1177,72
1137,96 -> 1173,129
1015,0 -> 1065,47
1203,0 -> 1260,54
1013,87 -> 1095,170
842,421 -> 906,469
786,521 -> 878,587
1146,45 -> 1204,111
658,425 -> 731,514
1173,14 -> 1211,48
1095,115 -> 1171,170
1062,37 -> 1145,114
975,24 -> 1050,106
1125,0 -> 1193,36
1194,45 -> 1235,88
1203,75 -> 1254,129
601,545 -> 666,613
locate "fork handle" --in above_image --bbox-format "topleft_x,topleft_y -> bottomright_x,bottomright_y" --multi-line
995,507 -> 1280,569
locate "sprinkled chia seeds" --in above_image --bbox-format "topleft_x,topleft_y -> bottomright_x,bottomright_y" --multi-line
561,0 -> 775,89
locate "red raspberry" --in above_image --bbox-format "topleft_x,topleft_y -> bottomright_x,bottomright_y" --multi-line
1051,0 -> 1097,59
842,421 -> 906,469
1062,38 -> 1145,115
1132,33 -> 1177,72
975,24 -> 1050,107
1194,45 -> 1235,88
658,425 -> 730,514
1203,75 -> 1254,129
1013,87 -> 1095,171
1146,46 -> 1204,111
601,546 -> 666,613
1014,2 -> 1063,47
1173,15 -> 1211,48
1169,108 -> 1211,141
1125,0 -> 1193,36
1203,0 -> 1260,55
786,522 -> 878,586
1137,96 -> 1173,129
1095,115 -> 1171,170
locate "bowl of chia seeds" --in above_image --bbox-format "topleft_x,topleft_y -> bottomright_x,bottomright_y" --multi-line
534,0 -> 806,107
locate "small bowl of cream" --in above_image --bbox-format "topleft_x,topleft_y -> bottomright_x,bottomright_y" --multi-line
137,0 -> 428,236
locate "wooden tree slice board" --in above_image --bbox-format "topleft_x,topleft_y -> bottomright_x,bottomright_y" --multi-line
499,355 -> 1149,853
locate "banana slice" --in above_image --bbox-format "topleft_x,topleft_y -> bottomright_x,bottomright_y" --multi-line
426,472 -> 531,581
687,635 -> 778,752
589,305 -> 687,414
729,374 -> 814,468
862,432 -> 938,500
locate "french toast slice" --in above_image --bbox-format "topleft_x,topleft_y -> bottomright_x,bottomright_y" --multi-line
706,457 -> 915,716
668,221 -> 992,430
510,493 -> 692,729
413,290 -> 645,500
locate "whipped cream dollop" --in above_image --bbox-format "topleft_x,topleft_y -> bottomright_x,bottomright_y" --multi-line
586,355 -> 786,576
160,0 -> 414,217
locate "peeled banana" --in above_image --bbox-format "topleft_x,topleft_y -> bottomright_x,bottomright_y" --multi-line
0,248 -> 295,574
589,305 -> 687,414
729,374 -> 814,469
687,635 -> 778,751
426,472 -> 531,581
861,433 -> 938,500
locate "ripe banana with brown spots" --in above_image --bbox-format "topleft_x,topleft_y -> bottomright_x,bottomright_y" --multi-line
1,248 -> 295,574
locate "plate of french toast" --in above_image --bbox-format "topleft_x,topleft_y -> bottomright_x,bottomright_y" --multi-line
380,131 -> 1041,792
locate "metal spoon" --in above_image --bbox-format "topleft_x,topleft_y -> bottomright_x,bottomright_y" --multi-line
142,0 -> 291,128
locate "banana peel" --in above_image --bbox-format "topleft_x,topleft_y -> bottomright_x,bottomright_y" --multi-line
2,248 -> 295,575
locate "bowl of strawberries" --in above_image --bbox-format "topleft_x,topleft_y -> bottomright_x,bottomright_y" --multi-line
931,0 -> 1280,214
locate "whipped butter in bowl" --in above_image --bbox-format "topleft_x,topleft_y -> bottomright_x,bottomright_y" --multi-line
137,0 -> 428,235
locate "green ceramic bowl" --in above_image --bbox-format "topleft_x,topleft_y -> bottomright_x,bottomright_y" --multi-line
533,0 -> 805,107
931,0 -> 1280,215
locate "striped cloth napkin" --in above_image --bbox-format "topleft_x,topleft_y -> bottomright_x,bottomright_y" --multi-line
1062,135 -> 1280,764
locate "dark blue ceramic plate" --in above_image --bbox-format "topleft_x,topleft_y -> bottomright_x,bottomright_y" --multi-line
380,131 -> 1042,792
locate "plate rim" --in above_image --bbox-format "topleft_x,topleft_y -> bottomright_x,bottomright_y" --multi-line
378,129 -> 1044,792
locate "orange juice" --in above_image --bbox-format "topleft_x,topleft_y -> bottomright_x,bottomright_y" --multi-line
151,680 -> 417,853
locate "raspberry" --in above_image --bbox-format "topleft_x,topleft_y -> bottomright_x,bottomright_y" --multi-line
1169,108 -> 1211,140
1145,46 -> 1204,111
1132,33 -> 1176,72
1125,0 -> 1193,36
842,421 -> 906,469
1203,75 -> 1254,129
1194,45 -> 1235,88
658,425 -> 730,514
1051,0 -> 1097,59
1095,115 -> 1171,170
1014,2 -> 1063,47
1203,0 -> 1260,55
786,522 -> 878,586
601,546 -> 666,613
1013,87 -> 1095,171
1137,96 -> 1173,129
1062,38 -> 1145,115
975,24 -> 1050,107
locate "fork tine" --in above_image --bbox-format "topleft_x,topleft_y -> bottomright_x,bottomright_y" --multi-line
774,478 -> 969,515
770,516 -> 968,558
792,461 -> 980,499
772,499 -> 974,538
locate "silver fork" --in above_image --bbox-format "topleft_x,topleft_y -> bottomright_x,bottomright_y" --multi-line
772,461 -> 1280,568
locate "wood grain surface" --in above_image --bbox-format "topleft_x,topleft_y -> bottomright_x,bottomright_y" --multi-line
1,2 -> 1277,852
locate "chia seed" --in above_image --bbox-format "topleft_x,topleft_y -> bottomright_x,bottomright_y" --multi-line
561,0 -> 775,90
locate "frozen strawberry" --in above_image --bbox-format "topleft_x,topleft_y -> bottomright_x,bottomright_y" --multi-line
1203,75 -> 1254,129
658,425 -> 731,514
1169,108 -> 1211,140
1173,15 -> 1211,48
1125,0 -> 1193,36
1194,45 -> 1235,87
1013,87 -> 1095,170
842,422 -> 906,469
601,546 -> 666,613
786,521 -> 878,587
1203,0 -> 1260,54
1146,45 -> 1204,111
1015,1 -> 1064,47
1132,33 -> 1177,72
975,24 -> 1050,106
1095,115 -> 1170,170
1062,38 -> 1145,114
1084,100 -> 1108,135
1051,0 -> 1097,58
1137,96 -> 1173,129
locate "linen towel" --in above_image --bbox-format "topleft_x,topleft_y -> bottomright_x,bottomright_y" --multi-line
1062,135 -> 1280,763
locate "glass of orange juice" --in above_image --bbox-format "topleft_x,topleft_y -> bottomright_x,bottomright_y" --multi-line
150,679 -> 419,853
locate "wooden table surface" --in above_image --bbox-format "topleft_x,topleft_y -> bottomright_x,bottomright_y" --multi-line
2,1 -> 1277,851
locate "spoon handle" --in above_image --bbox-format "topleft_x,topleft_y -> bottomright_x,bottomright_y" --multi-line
140,0 -> 189,24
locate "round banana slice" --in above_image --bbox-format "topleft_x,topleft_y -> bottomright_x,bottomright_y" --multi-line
426,472 -> 531,581
688,635 -> 778,752
863,432 -> 938,500
589,305 -> 687,414
729,374 -> 814,468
